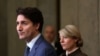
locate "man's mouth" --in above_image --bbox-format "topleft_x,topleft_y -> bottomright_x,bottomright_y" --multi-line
18,32 -> 24,35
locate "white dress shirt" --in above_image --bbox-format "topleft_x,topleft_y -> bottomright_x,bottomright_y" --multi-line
26,33 -> 41,51
51,41 -> 57,50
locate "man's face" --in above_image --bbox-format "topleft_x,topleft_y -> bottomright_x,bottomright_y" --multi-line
16,14 -> 38,41
44,26 -> 56,43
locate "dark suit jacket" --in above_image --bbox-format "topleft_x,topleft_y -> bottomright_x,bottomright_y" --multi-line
24,35 -> 57,56
60,48 -> 87,56
55,40 -> 65,56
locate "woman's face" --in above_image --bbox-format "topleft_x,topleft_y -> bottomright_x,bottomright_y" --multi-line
59,33 -> 77,51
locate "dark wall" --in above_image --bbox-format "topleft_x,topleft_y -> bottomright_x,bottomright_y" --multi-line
0,0 -> 7,56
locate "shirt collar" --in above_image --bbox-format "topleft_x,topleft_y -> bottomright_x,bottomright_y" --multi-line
51,41 -> 55,47
66,47 -> 78,56
26,33 -> 41,51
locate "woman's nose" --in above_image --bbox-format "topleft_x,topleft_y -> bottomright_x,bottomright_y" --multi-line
60,37 -> 64,43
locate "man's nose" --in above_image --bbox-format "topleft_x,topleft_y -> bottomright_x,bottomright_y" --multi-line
17,24 -> 23,31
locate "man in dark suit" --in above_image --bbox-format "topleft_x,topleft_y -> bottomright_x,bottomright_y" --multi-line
43,25 -> 64,56
16,7 -> 57,56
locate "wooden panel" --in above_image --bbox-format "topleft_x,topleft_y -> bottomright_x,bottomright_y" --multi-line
37,0 -> 57,28
79,0 -> 99,56
99,0 -> 100,56
37,0 -> 57,31
16,0 -> 37,7
0,0 -> 7,56
60,0 -> 79,28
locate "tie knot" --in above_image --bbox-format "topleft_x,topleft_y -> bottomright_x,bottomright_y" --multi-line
27,46 -> 30,50
26,46 -> 30,56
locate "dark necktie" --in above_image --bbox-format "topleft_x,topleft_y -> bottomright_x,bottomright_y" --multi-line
26,46 -> 30,56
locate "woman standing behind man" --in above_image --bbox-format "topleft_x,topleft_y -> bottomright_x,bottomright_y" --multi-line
59,25 -> 87,56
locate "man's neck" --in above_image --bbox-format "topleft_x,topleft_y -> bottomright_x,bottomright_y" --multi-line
26,33 -> 41,51
26,32 -> 40,42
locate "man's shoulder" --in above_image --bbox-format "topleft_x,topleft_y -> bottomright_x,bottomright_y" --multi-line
36,35 -> 53,48
39,38 -> 53,48
33,35 -> 57,56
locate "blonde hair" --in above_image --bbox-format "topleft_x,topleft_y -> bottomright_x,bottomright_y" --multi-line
59,25 -> 83,47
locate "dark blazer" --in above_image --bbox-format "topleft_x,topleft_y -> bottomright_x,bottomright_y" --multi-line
60,48 -> 87,56
24,35 -> 57,56
55,40 -> 65,56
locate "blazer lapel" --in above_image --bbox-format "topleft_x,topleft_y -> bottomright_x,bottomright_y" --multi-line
29,35 -> 44,56
24,47 -> 27,56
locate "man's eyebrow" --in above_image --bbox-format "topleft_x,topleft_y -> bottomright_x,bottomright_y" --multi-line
22,20 -> 29,22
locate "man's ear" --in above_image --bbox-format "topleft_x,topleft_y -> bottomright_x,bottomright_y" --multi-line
36,23 -> 40,30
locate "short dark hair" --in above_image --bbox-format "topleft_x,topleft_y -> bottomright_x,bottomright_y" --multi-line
16,7 -> 44,32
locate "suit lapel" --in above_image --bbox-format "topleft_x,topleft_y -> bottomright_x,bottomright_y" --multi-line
29,35 -> 44,56
24,47 -> 27,56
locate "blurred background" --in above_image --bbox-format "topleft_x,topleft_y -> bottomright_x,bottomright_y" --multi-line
0,0 -> 100,56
